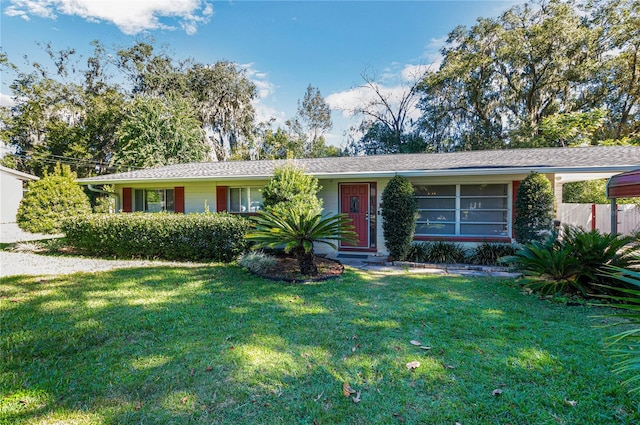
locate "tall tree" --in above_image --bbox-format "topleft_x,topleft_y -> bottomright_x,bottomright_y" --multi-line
346,68 -> 428,154
112,96 -> 207,169
286,84 -> 333,157
592,0 -> 640,139
418,0 -> 603,150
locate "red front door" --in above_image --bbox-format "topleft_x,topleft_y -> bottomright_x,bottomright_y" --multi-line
340,184 -> 369,248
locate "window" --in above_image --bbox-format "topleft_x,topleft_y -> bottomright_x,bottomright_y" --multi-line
414,184 -> 508,237
228,187 -> 263,213
134,189 -> 174,212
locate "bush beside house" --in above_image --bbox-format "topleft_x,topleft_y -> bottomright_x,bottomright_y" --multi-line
381,175 -> 417,261
63,213 -> 250,262
16,164 -> 91,234
514,171 -> 554,244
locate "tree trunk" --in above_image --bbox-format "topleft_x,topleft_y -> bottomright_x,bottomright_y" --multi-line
295,248 -> 318,276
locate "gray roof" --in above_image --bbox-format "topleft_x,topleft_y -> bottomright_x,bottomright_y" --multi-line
79,146 -> 640,184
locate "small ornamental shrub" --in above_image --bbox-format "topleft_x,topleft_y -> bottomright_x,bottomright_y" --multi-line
262,164 -> 323,213
382,175 -> 417,261
502,225 -> 639,296
16,164 -> 91,234
425,241 -> 467,264
514,171 -> 554,244
238,251 -> 277,274
405,242 -> 431,263
468,243 -> 517,266
62,212 -> 250,262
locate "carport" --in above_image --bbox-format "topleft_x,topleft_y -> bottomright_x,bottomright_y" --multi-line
607,169 -> 640,233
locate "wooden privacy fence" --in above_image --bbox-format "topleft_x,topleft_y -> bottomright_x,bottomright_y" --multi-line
557,203 -> 640,235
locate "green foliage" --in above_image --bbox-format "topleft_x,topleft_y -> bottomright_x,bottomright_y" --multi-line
424,241 -> 467,264
535,109 -> 608,147
404,241 -> 471,264
247,207 -> 356,275
468,243 -> 517,266
113,95 -> 207,169
16,164 -> 91,234
62,212 -> 250,262
417,0 -> 640,149
261,164 -> 323,213
563,178 -> 636,204
596,266 -> 640,393
503,225 -> 639,296
405,242 -> 431,263
381,175 -> 417,261
514,172 -> 554,244
563,179 -> 609,204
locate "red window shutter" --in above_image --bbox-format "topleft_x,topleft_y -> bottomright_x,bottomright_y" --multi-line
174,186 -> 185,213
216,186 -> 228,212
122,187 -> 132,212
511,181 -> 521,238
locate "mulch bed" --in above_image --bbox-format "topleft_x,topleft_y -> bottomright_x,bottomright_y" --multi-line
251,254 -> 344,283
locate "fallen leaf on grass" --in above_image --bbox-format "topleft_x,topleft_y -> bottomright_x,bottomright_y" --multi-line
419,346 -> 431,350
181,396 -> 189,404
352,390 -> 361,403
410,340 -> 422,346
492,389 -> 503,396
406,361 -> 420,370
564,398 -> 577,406
342,382 -> 356,397
443,364 -> 456,369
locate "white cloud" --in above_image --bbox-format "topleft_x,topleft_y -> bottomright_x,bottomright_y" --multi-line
0,93 -> 15,108
4,0 -> 214,35
422,36 -> 446,69
239,63 -> 286,126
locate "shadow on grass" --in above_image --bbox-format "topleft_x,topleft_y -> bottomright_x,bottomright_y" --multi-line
1,266 -> 639,424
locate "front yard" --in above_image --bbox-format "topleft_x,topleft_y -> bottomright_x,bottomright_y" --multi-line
1,264 -> 638,424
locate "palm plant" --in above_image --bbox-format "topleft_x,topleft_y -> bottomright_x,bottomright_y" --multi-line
596,266 -> 640,393
247,207 -> 357,276
501,235 -> 584,295
502,225 -> 639,296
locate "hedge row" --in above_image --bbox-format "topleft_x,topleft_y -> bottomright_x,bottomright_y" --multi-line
62,213 -> 251,262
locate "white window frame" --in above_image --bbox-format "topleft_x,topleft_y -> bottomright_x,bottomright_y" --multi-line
228,187 -> 264,213
134,189 -> 175,213
414,183 -> 510,237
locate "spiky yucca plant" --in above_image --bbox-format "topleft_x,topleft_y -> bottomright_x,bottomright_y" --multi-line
247,207 -> 356,276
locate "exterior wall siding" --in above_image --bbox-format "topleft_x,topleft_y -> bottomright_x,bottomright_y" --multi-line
0,172 -> 25,223
110,173 -> 546,255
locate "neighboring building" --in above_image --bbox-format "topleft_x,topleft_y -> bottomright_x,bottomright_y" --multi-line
79,146 -> 640,255
0,165 -> 38,223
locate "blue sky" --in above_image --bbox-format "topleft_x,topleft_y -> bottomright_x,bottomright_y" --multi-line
1,1 -> 519,148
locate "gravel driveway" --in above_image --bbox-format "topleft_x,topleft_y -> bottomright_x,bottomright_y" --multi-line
0,251 -> 202,278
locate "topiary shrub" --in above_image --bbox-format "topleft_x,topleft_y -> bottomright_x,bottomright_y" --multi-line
62,212 -> 250,262
16,164 -> 91,234
382,175 -> 417,261
514,171 -> 554,244
262,164 -> 323,213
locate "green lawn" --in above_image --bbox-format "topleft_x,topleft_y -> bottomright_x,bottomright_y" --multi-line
1,264 -> 638,424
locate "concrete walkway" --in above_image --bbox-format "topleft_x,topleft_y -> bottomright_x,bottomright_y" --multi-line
0,222 -> 61,244
330,253 -> 521,278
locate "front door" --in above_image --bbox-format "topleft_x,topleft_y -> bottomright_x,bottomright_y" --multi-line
340,184 -> 370,248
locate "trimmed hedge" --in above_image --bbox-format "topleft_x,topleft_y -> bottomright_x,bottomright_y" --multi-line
62,213 -> 251,262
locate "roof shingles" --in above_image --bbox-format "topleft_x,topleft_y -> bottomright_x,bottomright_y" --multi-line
79,146 -> 640,183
